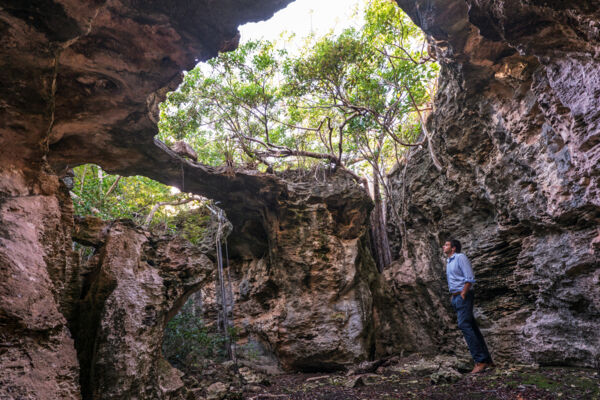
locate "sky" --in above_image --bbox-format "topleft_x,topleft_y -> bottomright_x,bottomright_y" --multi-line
238,0 -> 366,53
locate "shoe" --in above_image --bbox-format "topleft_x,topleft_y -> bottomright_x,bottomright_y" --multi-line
470,363 -> 487,374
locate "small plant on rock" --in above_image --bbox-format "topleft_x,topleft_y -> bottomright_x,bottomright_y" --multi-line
162,298 -> 231,372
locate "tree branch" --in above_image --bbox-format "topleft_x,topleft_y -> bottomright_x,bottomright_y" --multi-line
103,176 -> 122,199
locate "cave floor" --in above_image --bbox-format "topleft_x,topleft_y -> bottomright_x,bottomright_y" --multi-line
241,366 -> 599,400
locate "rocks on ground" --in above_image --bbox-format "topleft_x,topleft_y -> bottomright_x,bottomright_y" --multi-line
205,382 -> 228,400
239,356 -> 600,400
182,359 -> 275,400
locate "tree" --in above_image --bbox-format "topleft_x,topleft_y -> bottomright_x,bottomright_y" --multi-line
70,164 -> 204,229
282,0 -> 438,269
160,41 -> 291,170
157,0 -> 439,269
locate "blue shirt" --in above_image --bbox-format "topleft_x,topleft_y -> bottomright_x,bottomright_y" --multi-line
446,253 -> 476,293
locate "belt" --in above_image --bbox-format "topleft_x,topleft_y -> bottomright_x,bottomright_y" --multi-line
452,290 -> 474,297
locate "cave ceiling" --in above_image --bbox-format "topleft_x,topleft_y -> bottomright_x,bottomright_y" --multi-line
0,0 -> 292,224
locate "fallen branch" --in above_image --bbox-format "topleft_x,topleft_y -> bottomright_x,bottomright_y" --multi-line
348,358 -> 389,375
70,191 -> 100,214
103,176 -> 122,199
79,165 -> 87,193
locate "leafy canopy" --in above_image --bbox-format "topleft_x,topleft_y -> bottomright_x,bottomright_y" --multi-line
158,0 -> 438,180
70,164 -> 205,231
71,0 -> 439,227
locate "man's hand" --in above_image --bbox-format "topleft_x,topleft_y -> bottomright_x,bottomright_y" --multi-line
461,282 -> 472,299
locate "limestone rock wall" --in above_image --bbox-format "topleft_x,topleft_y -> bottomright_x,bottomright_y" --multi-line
385,0 -> 600,367
195,170 -> 383,372
1,1 -> 599,398
255,172 -> 376,371
72,219 -> 214,399
0,0 -> 293,398
0,169 -> 81,399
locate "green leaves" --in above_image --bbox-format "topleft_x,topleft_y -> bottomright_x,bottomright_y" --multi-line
280,0 -> 438,176
163,298 -> 231,368
71,164 -> 204,230
157,0 -> 439,180
158,40 -> 291,169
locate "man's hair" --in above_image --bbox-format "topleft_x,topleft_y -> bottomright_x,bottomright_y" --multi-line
449,239 -> 462,253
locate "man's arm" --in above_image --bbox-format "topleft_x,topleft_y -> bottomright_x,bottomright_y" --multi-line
461,282 -> 472,299
458,254 -> 476,299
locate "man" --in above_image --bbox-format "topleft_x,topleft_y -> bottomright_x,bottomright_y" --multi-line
443,239 -> 493,373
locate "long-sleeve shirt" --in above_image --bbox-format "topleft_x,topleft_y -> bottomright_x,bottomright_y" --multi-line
446,253 -> 476,293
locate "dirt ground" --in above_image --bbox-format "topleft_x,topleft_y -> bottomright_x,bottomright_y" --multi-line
241,365 -> 600,400
183,354 -> 599,400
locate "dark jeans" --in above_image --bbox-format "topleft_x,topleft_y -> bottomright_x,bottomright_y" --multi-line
451,290 -> 492,363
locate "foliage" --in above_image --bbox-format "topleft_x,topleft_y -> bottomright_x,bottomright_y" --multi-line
171,208 -> 212,245
286,0 -> 437,173
70,164 -> 206,232
158,0 -> 439,181
162,297 -> 232,369
158,41 -> 289,169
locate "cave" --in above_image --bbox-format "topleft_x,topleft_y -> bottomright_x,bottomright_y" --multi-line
1,0 -> 599,399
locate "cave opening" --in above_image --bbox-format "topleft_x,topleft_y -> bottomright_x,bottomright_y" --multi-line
63,0 -> 441,394
152,0 -> 440,384
65,162 -> 245,398
2,0 -> 600,398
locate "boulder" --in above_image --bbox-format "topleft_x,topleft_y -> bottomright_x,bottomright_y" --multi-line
172,141 -> 199,162
193,168 -> 382,371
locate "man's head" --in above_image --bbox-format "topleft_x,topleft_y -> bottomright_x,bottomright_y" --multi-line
443,239 -> 461,257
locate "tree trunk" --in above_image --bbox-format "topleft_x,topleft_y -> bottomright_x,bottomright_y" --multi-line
369,168 -> 392,272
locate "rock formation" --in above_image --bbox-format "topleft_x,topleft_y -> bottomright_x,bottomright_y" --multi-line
170,167 -> 454,373
0,172 -> 81,398
171,140 -> 199,162
197,169 -> 381,372
0,1 -> 292,398
385,0 -> 600,367
1,0 -> 599,398
72,218 -> 214,399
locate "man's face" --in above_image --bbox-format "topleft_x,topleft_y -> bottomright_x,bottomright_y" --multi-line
443,241 -> 454,257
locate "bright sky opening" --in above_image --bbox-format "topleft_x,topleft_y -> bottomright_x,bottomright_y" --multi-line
238,0 -> 366,53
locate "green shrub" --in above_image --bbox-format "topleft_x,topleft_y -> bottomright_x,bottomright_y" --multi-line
172,208 -> 211,245
162,297 -> 231,371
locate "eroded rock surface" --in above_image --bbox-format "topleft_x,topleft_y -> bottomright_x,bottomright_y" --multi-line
72,218 -> 214,399
0,0 -> 292,398
0,171 -> 81,399
1,0 -> 292,172
1,0 -> 599,397
386,0 -> 600,367
197,169 -> 382,372
2,0 -> 295,242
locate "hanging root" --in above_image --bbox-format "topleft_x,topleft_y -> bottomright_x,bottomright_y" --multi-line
214,208 -> 235,361
426,133 -> 443,172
